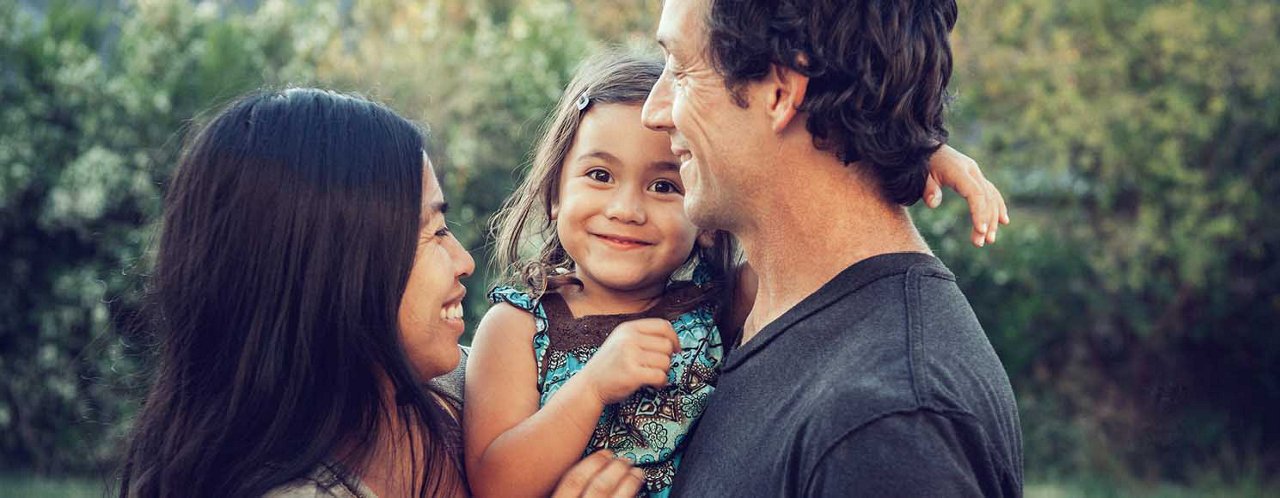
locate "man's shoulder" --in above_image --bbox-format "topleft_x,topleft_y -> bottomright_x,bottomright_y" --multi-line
783,256 -> 1014,441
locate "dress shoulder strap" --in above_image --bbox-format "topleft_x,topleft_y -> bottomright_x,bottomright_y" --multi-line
487,285 -> 539,313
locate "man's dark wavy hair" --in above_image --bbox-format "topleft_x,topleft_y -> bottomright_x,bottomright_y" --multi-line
706,0 -> 958,205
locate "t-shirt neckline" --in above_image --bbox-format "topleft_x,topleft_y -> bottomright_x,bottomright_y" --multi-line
721,251 -> 946,372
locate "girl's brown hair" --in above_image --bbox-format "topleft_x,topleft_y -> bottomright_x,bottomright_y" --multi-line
490,49 -> 739,328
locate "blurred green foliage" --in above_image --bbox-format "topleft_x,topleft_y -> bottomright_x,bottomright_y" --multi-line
927,0 -> 1280,481
0,0 -> 1275,488
0,0 -> 327,472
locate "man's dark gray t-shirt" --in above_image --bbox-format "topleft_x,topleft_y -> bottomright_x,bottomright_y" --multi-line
670,252 -> 1022,497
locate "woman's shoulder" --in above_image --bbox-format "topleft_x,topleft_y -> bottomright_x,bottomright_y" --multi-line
263,465 -> 375,498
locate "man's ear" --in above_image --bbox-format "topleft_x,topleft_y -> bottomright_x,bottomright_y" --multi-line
764,62 -> 809,133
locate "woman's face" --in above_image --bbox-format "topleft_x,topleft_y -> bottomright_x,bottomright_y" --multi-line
398,154 -> 475,379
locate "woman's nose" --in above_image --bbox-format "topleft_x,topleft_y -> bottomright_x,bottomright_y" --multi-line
451,239 -> 475,278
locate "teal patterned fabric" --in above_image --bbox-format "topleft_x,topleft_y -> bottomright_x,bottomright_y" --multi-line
487,273 -> 723,498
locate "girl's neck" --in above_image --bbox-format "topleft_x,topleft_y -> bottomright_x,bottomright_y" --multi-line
557,276 -> 667,317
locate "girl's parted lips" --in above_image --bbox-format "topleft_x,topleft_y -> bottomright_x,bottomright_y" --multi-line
591,232 -> 655,246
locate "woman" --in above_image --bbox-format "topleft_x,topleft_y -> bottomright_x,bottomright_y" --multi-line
118,88 -> 638,498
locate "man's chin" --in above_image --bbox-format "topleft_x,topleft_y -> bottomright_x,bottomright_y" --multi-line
684,195 -> 726,232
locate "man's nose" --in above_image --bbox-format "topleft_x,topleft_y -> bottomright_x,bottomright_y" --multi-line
642,71 -> 674,132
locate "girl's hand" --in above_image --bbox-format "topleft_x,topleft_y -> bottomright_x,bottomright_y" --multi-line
578,318 -> 681,405
922,144 -> 1010,247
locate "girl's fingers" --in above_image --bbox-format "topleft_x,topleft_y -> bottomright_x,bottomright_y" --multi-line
924,173 -> 943,208
637,334 -> 679,356
642,367 -> 670,388
997,182 -> 1010,225
985,180 -> 1001,245
944,166 -> 991,247
640,351 -> 673,373
631,319 -> 682,353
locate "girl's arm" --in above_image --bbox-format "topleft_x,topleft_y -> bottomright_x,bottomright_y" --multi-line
464,303 -> 603,498
464,303 -> 679,498
922,144 -> 1011,247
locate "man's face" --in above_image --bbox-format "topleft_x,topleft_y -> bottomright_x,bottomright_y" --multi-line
642,0 -> 765,233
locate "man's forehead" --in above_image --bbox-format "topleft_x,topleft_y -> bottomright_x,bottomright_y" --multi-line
655,0 -> 705,53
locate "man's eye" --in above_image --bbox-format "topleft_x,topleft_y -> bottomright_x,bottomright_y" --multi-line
651,180 -> 682,194
587,169 -> 612,183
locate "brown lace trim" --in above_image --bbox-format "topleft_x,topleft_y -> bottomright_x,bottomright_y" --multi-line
538,283 -> 707,374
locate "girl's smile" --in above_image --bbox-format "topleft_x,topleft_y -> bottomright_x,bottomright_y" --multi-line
553,103 -> 699,302
591,231 -> 656,249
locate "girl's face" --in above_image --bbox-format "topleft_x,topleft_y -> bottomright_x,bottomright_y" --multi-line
398,154 -> 475,379
554,104 -> 699,299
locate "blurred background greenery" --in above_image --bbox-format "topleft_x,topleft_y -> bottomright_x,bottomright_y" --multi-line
0,0 -> 1276,496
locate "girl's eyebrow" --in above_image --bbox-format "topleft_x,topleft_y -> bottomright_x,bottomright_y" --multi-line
576,150 -> 620,164
650,161 -> 680,173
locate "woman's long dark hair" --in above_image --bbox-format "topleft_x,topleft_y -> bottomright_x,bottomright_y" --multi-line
119,88 -> 460,497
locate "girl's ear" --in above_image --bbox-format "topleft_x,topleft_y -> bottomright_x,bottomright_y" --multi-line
550,202 -> 559,221
696,230 -> 716,249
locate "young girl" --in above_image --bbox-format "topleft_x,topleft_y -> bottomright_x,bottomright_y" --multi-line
463,52 -> 1006,498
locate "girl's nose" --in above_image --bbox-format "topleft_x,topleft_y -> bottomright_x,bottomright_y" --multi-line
604,189 -> 646,225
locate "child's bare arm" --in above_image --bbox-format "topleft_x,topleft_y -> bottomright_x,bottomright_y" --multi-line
464,305 -> 679,498
922,144 -> 1011,247
464,303 -> 604,498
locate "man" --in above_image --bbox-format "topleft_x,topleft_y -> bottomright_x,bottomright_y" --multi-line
641,0 -> 1023,496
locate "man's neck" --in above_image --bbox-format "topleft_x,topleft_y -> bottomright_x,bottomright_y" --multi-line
735,158 -> 930,344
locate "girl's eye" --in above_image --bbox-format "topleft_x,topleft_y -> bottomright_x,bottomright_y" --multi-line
650,179 -> 682,194
586,169 -> 612,183
434,223 -> 452,238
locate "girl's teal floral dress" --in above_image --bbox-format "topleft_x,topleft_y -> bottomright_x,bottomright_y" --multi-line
488,272 -> 724,498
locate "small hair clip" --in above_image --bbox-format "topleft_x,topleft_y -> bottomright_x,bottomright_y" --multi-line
575,91 -> 590,111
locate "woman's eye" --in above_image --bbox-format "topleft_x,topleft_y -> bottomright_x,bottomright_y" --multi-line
651,179 -> 682,194
434,223 -> 452,238
586,169 -> 612,183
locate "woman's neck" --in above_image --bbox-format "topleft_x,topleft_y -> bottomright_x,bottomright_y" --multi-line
340,378 -> 465,498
